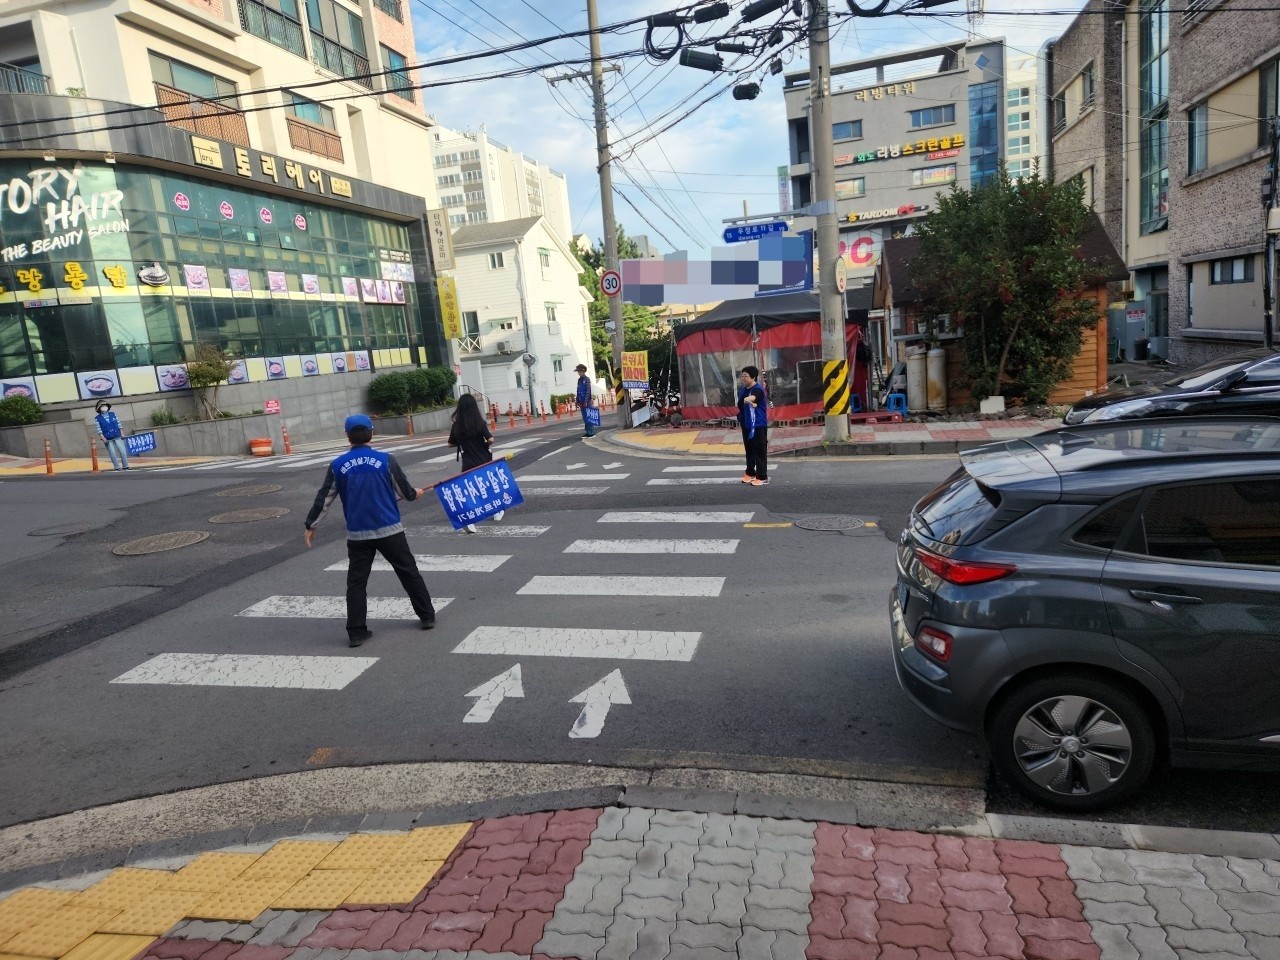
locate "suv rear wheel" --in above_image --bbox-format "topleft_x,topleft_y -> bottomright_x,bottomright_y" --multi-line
989,674 -> 1156,811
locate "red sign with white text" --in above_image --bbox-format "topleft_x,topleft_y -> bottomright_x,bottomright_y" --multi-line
263,399 -> 281,414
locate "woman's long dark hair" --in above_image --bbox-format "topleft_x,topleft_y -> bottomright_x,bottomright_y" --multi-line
452,392 -> 488,438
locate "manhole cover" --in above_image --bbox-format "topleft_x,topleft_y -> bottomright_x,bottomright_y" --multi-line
208,507 -> 291,523
29,521 -> 98,537
113,531 -> 210,556
792,515 -> 866,531
216,484 -> 283,497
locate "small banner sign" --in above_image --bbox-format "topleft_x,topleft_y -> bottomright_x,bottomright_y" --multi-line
434,459 -> 524,530
621,350 -> 650,391
125,432 -> 157,455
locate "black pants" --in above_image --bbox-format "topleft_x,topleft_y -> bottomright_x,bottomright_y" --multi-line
742,425 -> 768,480
346,531 -> 433,633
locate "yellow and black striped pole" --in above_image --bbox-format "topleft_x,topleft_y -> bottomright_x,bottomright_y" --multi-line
613,366 -> 626,409
822,358 -> 851,418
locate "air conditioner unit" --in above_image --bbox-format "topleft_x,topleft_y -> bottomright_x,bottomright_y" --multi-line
495,340 -> 512,354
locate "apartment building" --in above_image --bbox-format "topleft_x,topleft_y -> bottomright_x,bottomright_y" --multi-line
783,39 -> 1010,283
0,0 -> 448,420
431,125 -> 572,241
1049,0 -> 1278,364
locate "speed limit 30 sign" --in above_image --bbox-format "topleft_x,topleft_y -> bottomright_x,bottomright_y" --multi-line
600,269 -> 622,298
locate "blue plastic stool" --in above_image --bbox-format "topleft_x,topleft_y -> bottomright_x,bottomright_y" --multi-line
886,393 -> 908,414
849,394 -> 863,414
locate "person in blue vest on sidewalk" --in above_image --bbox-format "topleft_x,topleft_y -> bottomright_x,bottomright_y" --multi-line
575,363 -> 597,438
737,365 -> 769,486
93,401 -> 130,471
303,413 -> 436,647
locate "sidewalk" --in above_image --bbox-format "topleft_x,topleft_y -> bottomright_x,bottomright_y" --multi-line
3,800 -> 1279,959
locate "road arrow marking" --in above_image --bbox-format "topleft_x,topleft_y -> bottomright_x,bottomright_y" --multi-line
603,462 -> 623,469
464,664 -> 524,723
565,462 -> 587,470
569,669 -> 630,739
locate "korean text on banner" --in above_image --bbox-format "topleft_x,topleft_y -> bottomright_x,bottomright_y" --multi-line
621,350 -> 649,391
125,432 -> 157,455
435,459 -> 524,530
437,275 -> 462,340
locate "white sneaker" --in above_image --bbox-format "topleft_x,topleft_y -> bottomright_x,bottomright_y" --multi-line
493,510 -> 505,521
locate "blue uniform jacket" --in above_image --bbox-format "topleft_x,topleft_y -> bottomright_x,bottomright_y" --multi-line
304,446 -> 417,540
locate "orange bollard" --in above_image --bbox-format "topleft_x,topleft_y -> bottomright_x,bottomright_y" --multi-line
44,438 -> 53,476
282,424 -> 293,455
90,437 -> 100,473
406,414 -> 414,437
507,404 -> 516,430
489,406 -> 498,430
540,400 -> 548,421
556,402 -> 563,420
525,405 -> 533,425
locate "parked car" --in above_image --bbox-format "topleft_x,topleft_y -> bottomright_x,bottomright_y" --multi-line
889,418 -> 1280,810
1063,348 -> 1280,424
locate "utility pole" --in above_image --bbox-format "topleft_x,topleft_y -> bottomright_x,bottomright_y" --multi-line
514,239 -> 537,415
1264,115 -> 1278,351
808,0 -> 849,441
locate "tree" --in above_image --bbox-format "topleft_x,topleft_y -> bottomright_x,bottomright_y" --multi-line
185,343 -> 237,420
910,168 -> 1104,404
575,226 -> 661,382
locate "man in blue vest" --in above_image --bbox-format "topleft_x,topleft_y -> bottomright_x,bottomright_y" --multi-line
737,365 -> 769,486
94,400 -> 130,471
303,414 -> 435,646
575,363 -> 596,437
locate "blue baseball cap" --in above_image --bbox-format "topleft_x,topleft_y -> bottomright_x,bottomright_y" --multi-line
344,413 -> 373,432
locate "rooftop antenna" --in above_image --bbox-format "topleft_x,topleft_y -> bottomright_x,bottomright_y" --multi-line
967,0 -> 984,36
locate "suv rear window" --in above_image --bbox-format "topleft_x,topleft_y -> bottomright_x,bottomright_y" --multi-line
914,469 -> 1001,545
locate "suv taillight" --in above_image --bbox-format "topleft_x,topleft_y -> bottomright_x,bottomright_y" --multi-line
917,548 -> 1017,585
915,626 -> 952,662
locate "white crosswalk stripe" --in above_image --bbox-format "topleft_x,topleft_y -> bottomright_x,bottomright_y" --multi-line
236,595 -> 454,619
111,653 -> 377,689
409,525 -> 549,537
661,465 -> 772,473
521,486 -> 609,495
564,539 -> 738,554
518,575 -> 724,597
599,511 -> 755,523
647,477 -> 744,486
325,555 -> 510,572
453,626 -> 700,662
517,474 -> 627,481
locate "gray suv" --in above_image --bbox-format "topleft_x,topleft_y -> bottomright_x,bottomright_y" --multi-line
889,418 -> 1280,810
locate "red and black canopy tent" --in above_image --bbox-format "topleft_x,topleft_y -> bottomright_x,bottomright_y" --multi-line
673,289 -> 871,422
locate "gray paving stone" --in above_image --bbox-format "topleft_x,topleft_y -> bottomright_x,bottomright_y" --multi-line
1075,879 -> 1149,904
1092,848 -> 1139,883
1062,846 -> 1104,882
701,814 -> 735,848
634,841 -> 670,879
709,882 -> 750,928
696,845 -> 755,868
584,873 -> 630,918
1126,851 -> 1208,889
536,930 -> 603,960
735,925 -> 776,960
1164,926 -> 1249,955
660,842 -> 698,883
1123,923 -> 1178,960
597,914 -> 644,960
756,818 -> 815,839
750,849 -> 786,889
1084,900 -> 1160,927
1177,886 -> 1236,931
1227,857 -> 1280,894
588,838 -> 644,862
678,878 -> 718,922
646,823 -> 704,847
1238,933 -> 1280,960
249,910 -> 306,944
559,874 -> 604,913
619,894 -> 683,922
651,809 -> 707,830
1088,921 -> 1138,960
171,919 -> 240,940
1171,953 -> 1259,960
739,906 -> 809,937
618,809 -> 655,843
673,919 -> 740,953
744,886 -> 811,914
1193,856 -> 1248,893
770,929 -> 809,960
1218,890 -> 1280,914
779,852 -> 815,895
626,875 -> 689,902
226,922 -> 257,942
594,807 -> 627,841
727,818 -> 762,850
1143,887 -> 1196,929
754,834 -> 813,856
579,854 -> 635,879
634,918 -> 675,960
1231,911 -> 1280,936
544,909 -> 613,939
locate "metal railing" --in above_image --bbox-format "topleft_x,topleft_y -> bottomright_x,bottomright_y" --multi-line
286,115 -> 343,161
153,82 -> 251,147
458,335 -> 482,353
373,0 -> 402,20
1182,0 -> 1214,24
310,33 -> 373,89
239,0 -> 306,57
0,62 -> 52,95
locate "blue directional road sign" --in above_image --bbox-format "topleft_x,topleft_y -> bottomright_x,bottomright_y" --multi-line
723,221 -> 787,244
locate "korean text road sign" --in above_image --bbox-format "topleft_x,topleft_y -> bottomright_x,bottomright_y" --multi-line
723,221 -> 786,244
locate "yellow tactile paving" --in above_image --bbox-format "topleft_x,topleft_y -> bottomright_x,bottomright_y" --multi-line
189,877 -> 294,923
0,905 -> 120,958
163,852 -> 259,893
0,952 -> 48,960
272,869 -> 367,910
0,889 -> 77,941
345,860 -> 444,905
98,889 -> 208,936
72,869 -> 168,910
58,934 -> 156,960
314,834 -> 408,871
237,841 -> 338,881
392,823 -> 472,862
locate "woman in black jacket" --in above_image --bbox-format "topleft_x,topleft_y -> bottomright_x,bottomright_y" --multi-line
448,393 -> 503,532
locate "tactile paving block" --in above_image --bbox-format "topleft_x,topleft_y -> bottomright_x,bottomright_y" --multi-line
99,889 -> 208,936
345,860 -> 445,905
0,905 -> 121,958
0,952 -> 48,960
392,823 -> 471,862
59,934 -> 156,960
237,841 -> 338,881
272,869 -> 368,910
0,889 -> 77,941
164,853 -> 259,893
314,835 -> 408,871
73,869 -> 168,910
189,878 -> 294,922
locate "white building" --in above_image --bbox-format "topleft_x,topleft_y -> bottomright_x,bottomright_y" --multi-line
1005,52 -> 1045,180
432,125 -> 572,241
450,216 -> 594,414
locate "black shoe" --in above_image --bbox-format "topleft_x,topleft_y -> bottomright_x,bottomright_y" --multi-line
348,628 -> 373,647
421,612 -> 436,630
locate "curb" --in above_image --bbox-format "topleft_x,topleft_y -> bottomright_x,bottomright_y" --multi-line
5,761 -> 1279,894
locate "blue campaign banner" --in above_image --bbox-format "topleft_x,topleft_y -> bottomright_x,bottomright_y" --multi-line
584,406 -> 602,428
125,432 -> 157,455
434,458 -> 523,530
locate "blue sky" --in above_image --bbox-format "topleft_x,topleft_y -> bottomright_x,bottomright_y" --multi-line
410,1 -> 1086,253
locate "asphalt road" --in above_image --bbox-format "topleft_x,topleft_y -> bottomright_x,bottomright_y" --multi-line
1,424 -> 1276,834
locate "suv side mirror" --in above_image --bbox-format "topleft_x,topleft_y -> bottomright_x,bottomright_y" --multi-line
1220,369 -> 1249,391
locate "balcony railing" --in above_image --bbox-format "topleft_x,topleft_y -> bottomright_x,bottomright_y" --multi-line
373,0 -> 403,20
153,82 -> 251,147
240,0 -> 306,57
287,115 -> 344,162
0,62 -> 52,95
310,33 -> 373,89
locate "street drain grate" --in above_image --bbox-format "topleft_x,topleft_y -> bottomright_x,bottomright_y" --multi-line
792,515 -> 866,531
215,484 -> 283,497
208,506 -> 291,523
113,531 -> 210,556
29,521 -> 99,537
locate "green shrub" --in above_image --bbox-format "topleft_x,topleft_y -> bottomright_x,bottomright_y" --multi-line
423,366 -> 457,405
151,405 -> 180,426
0,395 -> 42,427
368,371 -> 411,414
405,368 -> 433,409
550,393 -> 574,411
